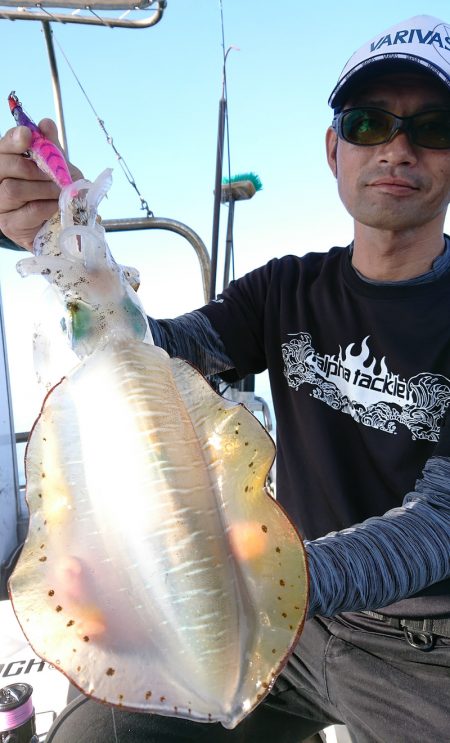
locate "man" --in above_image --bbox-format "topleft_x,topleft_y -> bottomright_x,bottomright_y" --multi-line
1,14 -> 449,743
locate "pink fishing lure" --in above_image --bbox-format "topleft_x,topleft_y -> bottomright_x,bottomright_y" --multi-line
8,92 -> 72,189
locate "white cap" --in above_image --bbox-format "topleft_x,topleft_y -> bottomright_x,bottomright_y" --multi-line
329,15 -> 450,109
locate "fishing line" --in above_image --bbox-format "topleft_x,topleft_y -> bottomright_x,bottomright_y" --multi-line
219,2 -> 233,185
38,5 -> 56,20
87,6 -> 110,27
111,705 -> 119,743
219,0 -> 237,282
51,30 -> 154,217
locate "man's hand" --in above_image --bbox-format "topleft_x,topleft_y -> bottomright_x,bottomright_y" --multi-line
0,119 -> 82,251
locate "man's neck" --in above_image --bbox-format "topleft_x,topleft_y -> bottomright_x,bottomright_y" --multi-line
351,223 -> 446,281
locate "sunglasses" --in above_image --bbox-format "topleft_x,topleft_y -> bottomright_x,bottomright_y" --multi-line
332,107 -> 450,149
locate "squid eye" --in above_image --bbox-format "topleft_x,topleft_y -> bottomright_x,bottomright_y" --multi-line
67,301 -> 93,342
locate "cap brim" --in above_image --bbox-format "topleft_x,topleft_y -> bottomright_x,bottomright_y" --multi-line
329,55 -> 450,109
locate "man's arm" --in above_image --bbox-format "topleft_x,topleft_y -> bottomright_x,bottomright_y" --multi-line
149,311 -> 235,377
305,454 -> 450,618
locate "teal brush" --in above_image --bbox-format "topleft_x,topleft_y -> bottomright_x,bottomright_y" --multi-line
221,172 -> 263,202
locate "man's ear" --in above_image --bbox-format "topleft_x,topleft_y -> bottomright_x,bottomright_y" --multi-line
326,127 -> 338,178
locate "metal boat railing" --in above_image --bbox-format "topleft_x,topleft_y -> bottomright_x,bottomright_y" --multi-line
0,0 -> 166,29
103,217 -> 211,305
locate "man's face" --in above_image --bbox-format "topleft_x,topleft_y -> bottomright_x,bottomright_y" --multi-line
326,73 -> 450,233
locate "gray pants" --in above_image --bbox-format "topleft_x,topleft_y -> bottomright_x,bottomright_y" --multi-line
46,613 -> 450,743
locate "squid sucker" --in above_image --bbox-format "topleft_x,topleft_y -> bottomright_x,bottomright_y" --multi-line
8,137 -> 308,727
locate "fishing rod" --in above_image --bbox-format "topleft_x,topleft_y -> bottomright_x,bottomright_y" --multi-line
209,0 -> 233,300
209,1 -> 262,299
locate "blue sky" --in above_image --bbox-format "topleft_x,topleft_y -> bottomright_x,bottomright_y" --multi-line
1,1 -> 450,437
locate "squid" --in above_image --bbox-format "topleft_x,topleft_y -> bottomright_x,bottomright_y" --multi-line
8,93 -> 308,729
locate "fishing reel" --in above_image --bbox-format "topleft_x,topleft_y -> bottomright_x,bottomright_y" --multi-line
0,684 -> 38,743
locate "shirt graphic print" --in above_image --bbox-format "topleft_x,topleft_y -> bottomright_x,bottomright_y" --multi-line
282,333 -> 450,441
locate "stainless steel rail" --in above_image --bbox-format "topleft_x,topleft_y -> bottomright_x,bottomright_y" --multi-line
0,0 -> 166,28
103,216 -> 211,305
